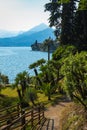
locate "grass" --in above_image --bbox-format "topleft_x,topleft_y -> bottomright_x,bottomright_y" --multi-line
0,87 -> 64,109
1,87 -> 18,97
0,87 -> 19,108
1,88 -> 87,129
36,90 -> 63,107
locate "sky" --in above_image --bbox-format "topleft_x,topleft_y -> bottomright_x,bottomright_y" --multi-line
0,0 -> 50,31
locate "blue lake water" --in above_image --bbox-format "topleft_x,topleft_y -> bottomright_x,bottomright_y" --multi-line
0,47 -> 50,83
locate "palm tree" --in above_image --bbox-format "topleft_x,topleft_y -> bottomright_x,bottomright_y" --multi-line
41,83 -> 52,100
13,71 -> 30,107
25,87 -> 37,105
29,58 -> 46,86
0,73 -> 9,92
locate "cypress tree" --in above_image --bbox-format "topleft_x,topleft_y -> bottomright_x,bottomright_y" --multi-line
45,0 -> 61,38
45,0 -> 77,45
60,0 -> 77,45
74,0 -> 87,50
45,0 -> 87,49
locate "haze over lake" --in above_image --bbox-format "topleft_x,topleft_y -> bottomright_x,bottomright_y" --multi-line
0,47 -> 49,83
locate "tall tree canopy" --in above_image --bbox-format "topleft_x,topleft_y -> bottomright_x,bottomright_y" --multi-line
61,0 -> 77,45
73,0 -> 87,50
45,0 -> 61,38
45,0 -> 87,50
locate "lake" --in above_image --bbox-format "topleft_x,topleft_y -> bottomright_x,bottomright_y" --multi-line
0,47 -> 50,83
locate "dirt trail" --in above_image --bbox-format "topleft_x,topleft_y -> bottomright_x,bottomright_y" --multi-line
45,101 -> 72,130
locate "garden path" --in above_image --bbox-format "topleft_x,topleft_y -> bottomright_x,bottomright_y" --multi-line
45,101 -> 72,130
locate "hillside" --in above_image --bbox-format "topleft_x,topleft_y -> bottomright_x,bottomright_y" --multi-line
0,30 -> 21,38
0,23 -> 55,47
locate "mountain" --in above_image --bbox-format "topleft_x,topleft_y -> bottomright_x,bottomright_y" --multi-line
0,23 -> 55,47
29,23 -> 49,32
0,30 -> 22,38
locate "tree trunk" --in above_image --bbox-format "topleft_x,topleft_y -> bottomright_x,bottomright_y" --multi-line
48,95 -> 51,101
34,68 -> 42,86
48,45 -> 50,61
17,89 -> 22,101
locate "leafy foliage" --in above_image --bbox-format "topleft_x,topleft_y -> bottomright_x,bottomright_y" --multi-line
13,71 -> 30,107
41,83 -> 52,100
25,87 -> 37,105
0,73 -> 9,92
62,51 -> 87,108
79,0 -> 87,10
45,0 -> 87,50
52,45 -> 77,61
45,0 -> 61,38
0,72 -> 9,85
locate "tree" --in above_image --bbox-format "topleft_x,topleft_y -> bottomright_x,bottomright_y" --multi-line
73,0 -> 87,50
41,83 -> 52,100
79,0 -> 87,10
48,60 -> 64,93
0,72 -> 9,85
29,59 -> 46,86
45,0 -> 77,45
13,71 -> 30,107
52,45 -> 77,61
25,87 -> 37,105
51,45 -> 77,93
62,52 -> 87,109
45,0 -> 61,38
43,37 -> 54,60
0,73 -> 9,92
61,0 -> 77,45
45,0 -> 87,48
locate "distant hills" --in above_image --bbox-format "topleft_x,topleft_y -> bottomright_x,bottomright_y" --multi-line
0,23 -> 55,47
0,30 -> 23,38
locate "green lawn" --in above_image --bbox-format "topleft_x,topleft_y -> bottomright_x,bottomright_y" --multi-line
1,87 -> 18,97
0,87 -> 63,108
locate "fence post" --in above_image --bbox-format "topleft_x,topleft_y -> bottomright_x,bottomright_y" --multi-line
42,104 -> 44,118
38,104 -> 41,124
21,110 -> 26,130
7,119 -> 11,127
17,103 -> 20,117
31,107 -> 34,127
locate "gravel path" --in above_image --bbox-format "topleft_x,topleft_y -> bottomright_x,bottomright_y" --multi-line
45,101 -> 72,130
